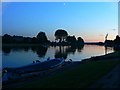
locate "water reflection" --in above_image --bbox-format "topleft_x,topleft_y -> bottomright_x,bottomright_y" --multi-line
55,46 -> 69,59
2,45 -> 84,59
54,45 -> 84,59
31,46 -> 48,58
2,45 -> 115,68
2,47 -> 12,55
2,45 -> 48,58
105,46 -> 113,55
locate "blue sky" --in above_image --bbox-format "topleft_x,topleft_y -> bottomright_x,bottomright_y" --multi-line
2,2 -> 118,42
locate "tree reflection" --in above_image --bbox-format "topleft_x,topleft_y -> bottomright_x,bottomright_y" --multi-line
2,47 -> 12,55
77,45 -> 84,52
105,46 -> 114,55
2,45 -> 48,59
26,46 -> 48,58
2,45 -> 84,60
23,46 -> 30,52
55,51 -> 67,59
66,46 -> 76,55
36,46 -> 48,58
54,45 -> 84,59
55,46 -> 68,59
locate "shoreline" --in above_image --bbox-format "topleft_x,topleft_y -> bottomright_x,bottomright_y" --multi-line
2,51 -> 120,88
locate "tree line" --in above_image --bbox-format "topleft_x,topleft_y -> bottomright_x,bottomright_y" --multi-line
2,32 -> 50,44
105,35 -> 120,49
2,29 -> 84,46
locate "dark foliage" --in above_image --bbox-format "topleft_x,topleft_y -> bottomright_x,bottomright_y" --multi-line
2,32 -> 50,44
2,29 -> 85,47
55,29 -> 68,43
66,36 -> 76,44
2,34 -> 13,43
36,32 -> 49,44
104,35 -> 120,50
114,35 -> 120,45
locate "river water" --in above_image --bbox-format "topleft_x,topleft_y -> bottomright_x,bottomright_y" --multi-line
2,45 -> 114,68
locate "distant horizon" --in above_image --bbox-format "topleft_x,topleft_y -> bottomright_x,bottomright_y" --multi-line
2,33 -> 116,43
2,2 -> 118,42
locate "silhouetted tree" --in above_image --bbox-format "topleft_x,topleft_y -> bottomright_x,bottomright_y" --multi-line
12,35 -> 24,43
77,37 -> 84,45
23,37 -> 32,44
36,32 -> 48,43
2,34 -> 13,43
32,37 -> 38,44
105,40 -> 114,47
114,35 -> 120,45
55,29 -> 68,43
66,36 -> 76,44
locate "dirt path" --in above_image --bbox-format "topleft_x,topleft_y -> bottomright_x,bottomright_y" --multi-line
89,64 -> 120,88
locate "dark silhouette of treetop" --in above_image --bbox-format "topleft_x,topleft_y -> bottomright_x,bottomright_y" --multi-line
2,34 -> 13,43
2,30 -> 84,46
114,35 -> 120,45
66,36 -> 76,44
77,37 -> 84,43
55,29 -> 68,43
36,32 -> 48,43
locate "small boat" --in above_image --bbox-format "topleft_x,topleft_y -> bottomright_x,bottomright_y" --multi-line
2,58 -> 65,82
3,58 -> 65,74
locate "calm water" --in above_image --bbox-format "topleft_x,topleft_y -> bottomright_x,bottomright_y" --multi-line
2,45 -> 114,68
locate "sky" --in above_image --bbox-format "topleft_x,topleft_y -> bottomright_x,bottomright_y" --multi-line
2,2 -> 118,42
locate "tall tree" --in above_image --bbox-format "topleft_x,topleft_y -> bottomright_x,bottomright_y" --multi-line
77,37 -> 84,44
2,34 -> 13,43
36,32 -> 48,43
55,29 -> 68,43
66,36 -> 76,44
114,35 -> 120,45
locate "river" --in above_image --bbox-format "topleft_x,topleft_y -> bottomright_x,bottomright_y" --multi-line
2,45 -> 114,68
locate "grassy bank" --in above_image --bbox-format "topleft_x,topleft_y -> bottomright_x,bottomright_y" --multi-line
19,59 -> 120,88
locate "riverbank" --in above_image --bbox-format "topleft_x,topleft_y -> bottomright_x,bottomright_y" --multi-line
3,51 -> 120,88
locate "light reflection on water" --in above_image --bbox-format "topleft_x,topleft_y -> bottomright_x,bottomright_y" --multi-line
2,45 -> 114,68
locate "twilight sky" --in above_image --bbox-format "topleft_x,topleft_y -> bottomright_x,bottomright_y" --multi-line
2,2 -> 118,42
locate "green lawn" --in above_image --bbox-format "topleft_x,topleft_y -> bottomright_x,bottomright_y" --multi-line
21,59 -> 120,88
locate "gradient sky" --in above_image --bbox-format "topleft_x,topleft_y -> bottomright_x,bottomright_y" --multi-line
2,2 -> 118,42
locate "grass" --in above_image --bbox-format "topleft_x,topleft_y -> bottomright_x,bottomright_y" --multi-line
21,59 -> 120,88
107,51 -> 120,57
